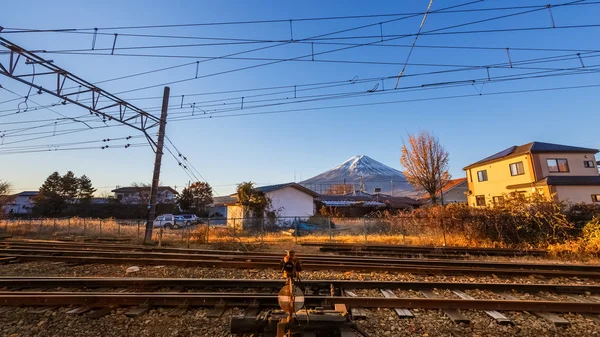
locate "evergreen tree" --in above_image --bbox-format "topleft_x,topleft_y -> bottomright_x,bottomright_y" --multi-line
177,187 -> 194,212
78,175 -> 96,201
37,172 -> 65,214
61,171 -> 79,201
189,181 -> 213,210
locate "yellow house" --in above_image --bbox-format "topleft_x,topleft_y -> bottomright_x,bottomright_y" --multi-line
463,142 -> 600,207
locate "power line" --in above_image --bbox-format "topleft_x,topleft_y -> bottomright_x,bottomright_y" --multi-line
79,1 -> 485,96
164,135 -> 221,197
2,1 -> 596,33
167,82 -> 600,122
0,143 -> 147,155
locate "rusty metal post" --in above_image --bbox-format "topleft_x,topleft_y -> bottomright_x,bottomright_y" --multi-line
99,218 -> 102,236
67,218 -> 70,236
441,216 -> 447,247
158,228 -> 163,247
206,217 -> 210,243
294,220 -> 298,245
187,226 -> 190,248
363,218 -> 367,243
117,221 -> 121,236
83,218 -> 87,236
328,217 -> 332,242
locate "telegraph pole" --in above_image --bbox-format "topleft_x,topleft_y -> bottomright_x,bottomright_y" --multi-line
144,87 -> 170,244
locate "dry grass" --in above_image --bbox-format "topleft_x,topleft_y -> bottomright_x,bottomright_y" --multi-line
0,218 -> 500,248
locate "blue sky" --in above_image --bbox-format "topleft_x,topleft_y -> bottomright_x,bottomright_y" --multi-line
1,0 -> 599,196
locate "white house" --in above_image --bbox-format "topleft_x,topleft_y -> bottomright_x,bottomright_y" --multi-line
226,183 -> 319,227
111,186 -> 178,204
2,191 -> 38,215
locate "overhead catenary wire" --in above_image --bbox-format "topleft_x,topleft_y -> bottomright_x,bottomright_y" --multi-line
1,1 -> 596,33
0,143 -> 148,155
2,53 -> 599,134
165,82 -> 600,122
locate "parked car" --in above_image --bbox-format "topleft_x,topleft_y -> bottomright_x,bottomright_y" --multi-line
153,214 -> 182,229
178,214 -> 199,226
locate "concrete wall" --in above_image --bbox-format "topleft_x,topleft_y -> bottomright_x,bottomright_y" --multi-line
555,185 -> 600,204
226,205 -> 244,227
533,152 -> 599,179
267,186 -> 315,217
466,154 -> 536,207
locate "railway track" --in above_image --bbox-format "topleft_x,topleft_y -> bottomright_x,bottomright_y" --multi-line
301,242 -> 548,257
1,240 -> 599,278
1,277 -> 600,327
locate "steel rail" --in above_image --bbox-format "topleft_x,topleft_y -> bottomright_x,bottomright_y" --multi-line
1,246 -> 598,273
0,277 -> 599,294
304,242 -> 547,256
4,239 -> 546,256
2,253 -> 600,278
1,292 -> 599,313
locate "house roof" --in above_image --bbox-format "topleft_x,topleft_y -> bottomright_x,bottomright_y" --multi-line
211,196 -> 237,206
506,176 -> 600,189
257,183 -> 320,197
318,194 -> 419,208
17,191 -> 39,197
111,186 -> 178,194
419,178 -> 468,202
229,183 -> 320,198
464,142 -> 599,170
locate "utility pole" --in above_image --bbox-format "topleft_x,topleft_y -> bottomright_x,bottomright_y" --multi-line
144,86 -> 170,244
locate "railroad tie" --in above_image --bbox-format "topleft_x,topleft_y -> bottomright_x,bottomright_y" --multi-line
379,289 -> 413,318
496,292 -> 570,328
207,300 -> 227,318
420,290 -> 470,324
28,306 -> 57,314
66,306 -> 92,315
344,290 -> 367,320
126,304 -> 150,317
87,306 -> 117,319
567,295 -> 600,324
244,300 -> 261,318
451,290 -> 512,325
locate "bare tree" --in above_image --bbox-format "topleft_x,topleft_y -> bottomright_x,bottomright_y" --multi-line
0,180 -> 11,211
324,184 -> 353,195
400,131 -> 450,204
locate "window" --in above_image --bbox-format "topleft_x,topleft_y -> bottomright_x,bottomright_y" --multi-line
592,194 -> 600,203
475,195 -> 486,206
547,158 -> 569,173
477,170 -> 488,182
493,196 -> 504,206
509,162 -> 525,176
584,161 -> 595,168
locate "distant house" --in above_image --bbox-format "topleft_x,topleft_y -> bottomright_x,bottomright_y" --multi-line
225,183 -> 319,227
2,191 -> 38,215
464,141 -> 600,206
111,186 -> 178,204
317,192 -> 419,217
420,178 -> 468,204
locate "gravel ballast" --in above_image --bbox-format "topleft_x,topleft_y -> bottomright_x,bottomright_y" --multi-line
2,261 -> 600,336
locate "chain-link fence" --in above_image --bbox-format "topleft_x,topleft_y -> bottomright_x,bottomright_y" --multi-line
0,215 -> 480,247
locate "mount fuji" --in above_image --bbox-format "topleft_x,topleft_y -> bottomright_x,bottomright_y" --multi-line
300,155 -> 418,197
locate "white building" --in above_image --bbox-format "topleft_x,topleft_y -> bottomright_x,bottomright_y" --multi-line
226,183 -> 319,227
2,191 -> 38,215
